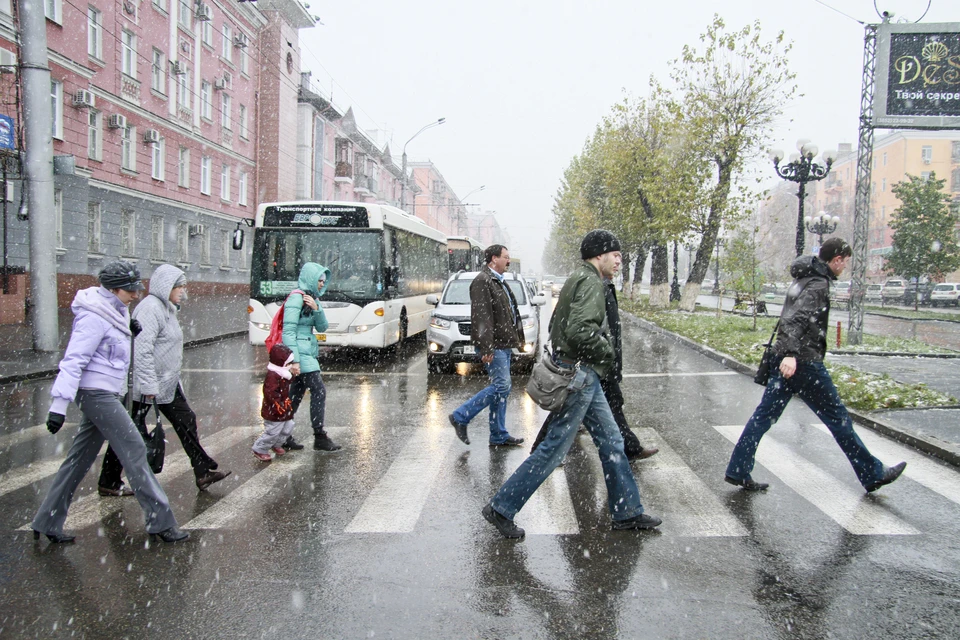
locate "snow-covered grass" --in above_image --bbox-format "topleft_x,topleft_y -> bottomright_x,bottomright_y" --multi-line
624,302 -> 958,411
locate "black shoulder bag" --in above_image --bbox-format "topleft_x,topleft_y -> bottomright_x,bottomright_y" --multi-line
753,320 -> 780,387
133,397 -> 166,474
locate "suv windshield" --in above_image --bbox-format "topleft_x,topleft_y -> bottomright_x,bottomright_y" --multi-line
442,278 -> 528,305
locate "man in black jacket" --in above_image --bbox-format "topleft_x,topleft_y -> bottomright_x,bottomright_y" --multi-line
725,238 -> 906,493
449,245 -> 525,447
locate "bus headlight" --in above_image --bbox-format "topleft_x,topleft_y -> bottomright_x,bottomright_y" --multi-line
430,317 -> 451,330
254,322 -> 270,331
353,325 -> 370,333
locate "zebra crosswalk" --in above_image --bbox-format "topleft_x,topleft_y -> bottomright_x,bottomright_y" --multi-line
4,418 -> 953,538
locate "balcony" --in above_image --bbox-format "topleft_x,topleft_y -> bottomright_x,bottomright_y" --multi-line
334,161 -> 353,183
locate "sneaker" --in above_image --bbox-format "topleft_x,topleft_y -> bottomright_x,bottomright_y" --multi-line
97,484 -> 134,497
612,513 -> 662,530
196,470 -> 232,490
271,446 -> 287,456
865,461 -> 907,493
627,446 -> 659,461
482,504 -> 525,539
253,450 -> 272,462
314,435 -> 342,451
449,413 -> 470,445
283,437 -> 305,451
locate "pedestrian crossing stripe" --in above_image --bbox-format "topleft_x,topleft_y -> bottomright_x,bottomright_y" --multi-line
810,423 -> 960,507
714,425 -> 919,536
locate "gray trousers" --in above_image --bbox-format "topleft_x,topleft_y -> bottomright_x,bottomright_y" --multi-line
253,419 -> 295,454
32,389 -> 178,535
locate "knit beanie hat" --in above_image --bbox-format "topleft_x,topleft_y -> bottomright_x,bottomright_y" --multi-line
580,229 -> 622,260
99,261 -> 145,291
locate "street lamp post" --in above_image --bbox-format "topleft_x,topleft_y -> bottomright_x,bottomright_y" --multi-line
769,140 -> 837,257
400,118 -> 446,213
805,210 -> 840,249
457,185 -> 485,235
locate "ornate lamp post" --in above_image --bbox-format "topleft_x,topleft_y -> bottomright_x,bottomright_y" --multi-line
769,140 -> 837,257
400,118 -> 445,213
805,210 -> 840,249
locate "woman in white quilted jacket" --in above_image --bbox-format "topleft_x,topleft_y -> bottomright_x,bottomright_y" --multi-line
97,264 -> 231,494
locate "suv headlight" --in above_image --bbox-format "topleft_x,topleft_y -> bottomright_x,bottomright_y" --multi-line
522,318 -> 536,330
430,317 -> 452,330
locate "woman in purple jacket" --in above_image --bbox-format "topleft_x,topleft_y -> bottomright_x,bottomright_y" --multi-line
31,262 -> 187,544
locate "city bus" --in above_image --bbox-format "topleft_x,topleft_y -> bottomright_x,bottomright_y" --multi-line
446,236 -> 483,272
243,202 -> 448,348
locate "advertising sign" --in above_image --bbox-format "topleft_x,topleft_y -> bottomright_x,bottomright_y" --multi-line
874,22 -> 960,130
0,114 -> 14,150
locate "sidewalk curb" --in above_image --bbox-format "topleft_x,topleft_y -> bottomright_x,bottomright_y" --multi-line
625,313 -> 960,468
0,331 -> 247,386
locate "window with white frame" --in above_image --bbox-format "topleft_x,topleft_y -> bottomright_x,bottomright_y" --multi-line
51,81 -> 63,139
178,147 -> 189,187
177,0 -> 191,29
221,24 -> 233,62
151,216 -> 164,260
177,221 -> 189,263
54,189 -> 63,248
121,125 -> 136,171
921,171 -> 932,181
220,164 -> 230,200
239,45 -> 248,74
200,227 -> 210,264
87,8 -> 102,59
120,209 -> 135,256
87,110 -> 102,161
922,146 -> 933,163
151,137 -> 165,180
882,152 -> 887,166
87,202 -> 101,253
238,104 -> 247,138
201,19 -> 212,46
221,93 -> 231,130
152,0 -> 166,12
121,30 -> 137,79
151,49 -> 166,93
176,67 -> 190,109
200,81 -> 212,119
45,0 -> 61,23
882,178 -> 886,192
238,171 -> 247,206
200,156 -> 211,194
220,230 -> 230,267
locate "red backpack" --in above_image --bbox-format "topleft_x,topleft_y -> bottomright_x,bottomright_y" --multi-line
265,289 -> 304,353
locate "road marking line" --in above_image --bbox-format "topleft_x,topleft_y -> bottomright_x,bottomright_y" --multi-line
181,369 -> 428,377
621,372 -> 738,378
16,427 -> 262,531
714,425 -> 919,536
810,422 -> 960,507
345,427 -> 455,533
0,423 -> 80,451
0,447 -> 105,499
632,428 -> 746,537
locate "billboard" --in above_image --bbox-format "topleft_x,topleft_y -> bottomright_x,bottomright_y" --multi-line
873,22 -> 960,130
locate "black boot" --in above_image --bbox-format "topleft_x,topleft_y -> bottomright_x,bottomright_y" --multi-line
314,434 -> 342,451
283,437 -> 305,451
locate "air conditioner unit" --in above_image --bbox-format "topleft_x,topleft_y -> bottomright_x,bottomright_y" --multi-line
233,33 -> 249,48
143,129 -> 161,144
73,89 -> 95,108
195,3 -> 212,21
108,114 -> 127,129
170,60 -> 187,76
189,224 -> 205,236
0,49 -> 16,71
213,77 -> 227,90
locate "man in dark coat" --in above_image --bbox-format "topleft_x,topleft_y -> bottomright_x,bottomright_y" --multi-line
449,245 -> 525,447
725,238 -> 906,493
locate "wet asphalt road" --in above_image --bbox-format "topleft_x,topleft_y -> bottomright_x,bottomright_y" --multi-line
2,302 -> 960,638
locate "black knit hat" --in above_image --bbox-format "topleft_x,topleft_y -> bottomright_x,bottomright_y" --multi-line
580,229 -> 622,260
99,261 -> 144,292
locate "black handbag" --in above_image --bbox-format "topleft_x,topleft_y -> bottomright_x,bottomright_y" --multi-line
133,397 -> 166,474
754,321 -> 780,387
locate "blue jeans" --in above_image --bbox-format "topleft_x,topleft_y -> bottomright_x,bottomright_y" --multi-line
452,349 -> 513,444
490,367 -> 644,521
726,359 -> 884,487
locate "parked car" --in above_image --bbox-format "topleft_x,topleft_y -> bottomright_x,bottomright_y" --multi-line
864,283 -> 883,303
881,279 -> 907,305
831,281 -> 851,306
425,271 -> 546,374
902,282 -> 935,306
930,283 -> 960,307
550,276 -> 569,297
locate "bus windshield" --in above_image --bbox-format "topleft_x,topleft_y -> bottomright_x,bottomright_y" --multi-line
251,229 -> 383,303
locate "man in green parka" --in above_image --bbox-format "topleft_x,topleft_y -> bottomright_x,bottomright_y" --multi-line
282,262 -> 341,452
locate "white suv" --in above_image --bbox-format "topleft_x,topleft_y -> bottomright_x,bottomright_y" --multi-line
881,279 -> 907,305
425,271 -> 546,374
931,283 -> 960,307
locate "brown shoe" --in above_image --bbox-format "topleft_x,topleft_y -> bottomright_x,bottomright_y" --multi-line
196,470 -> 232,491
98,484 -> 134,497
628,446 -> 659,461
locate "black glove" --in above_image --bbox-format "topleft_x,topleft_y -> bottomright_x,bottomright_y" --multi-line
46,412 -> 65,435
130,318 -> 142,336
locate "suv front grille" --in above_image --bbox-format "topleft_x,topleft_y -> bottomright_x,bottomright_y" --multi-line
458,322 -> 471,336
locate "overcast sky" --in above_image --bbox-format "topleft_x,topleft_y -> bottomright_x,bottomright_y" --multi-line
298,1 -> 956,272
